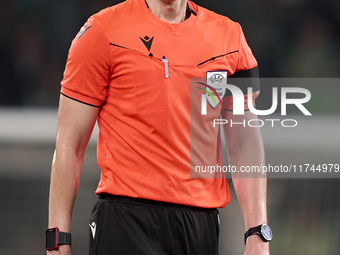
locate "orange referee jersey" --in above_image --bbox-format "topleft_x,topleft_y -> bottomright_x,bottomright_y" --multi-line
61,0 -> 258,208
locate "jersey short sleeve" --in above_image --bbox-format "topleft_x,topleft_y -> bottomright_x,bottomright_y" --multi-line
235,23 -> 258,72
223,23 -> 260,111
61,16 -> 111,106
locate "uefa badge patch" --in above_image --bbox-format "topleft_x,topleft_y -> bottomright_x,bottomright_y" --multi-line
205,71 -> 228,108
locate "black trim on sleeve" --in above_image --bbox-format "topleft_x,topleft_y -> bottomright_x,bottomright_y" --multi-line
226,66 -> 260,95
60,93 -> 100,107
229,66 -> 259,78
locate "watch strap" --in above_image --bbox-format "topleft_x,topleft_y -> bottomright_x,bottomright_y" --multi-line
244,225 -> 261,244
58,231 -> 72,246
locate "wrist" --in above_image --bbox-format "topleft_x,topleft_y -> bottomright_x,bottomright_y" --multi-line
244,224 -> 272,245
246,234 -> 270,245
245,236 -> 270,254
46,244 -> 71,255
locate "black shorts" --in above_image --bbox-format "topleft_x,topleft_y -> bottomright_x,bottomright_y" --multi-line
89,194 -> 220,255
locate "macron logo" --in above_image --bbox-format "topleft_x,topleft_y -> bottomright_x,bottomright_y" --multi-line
140,36 -> 154,51
89,222 -> 96,239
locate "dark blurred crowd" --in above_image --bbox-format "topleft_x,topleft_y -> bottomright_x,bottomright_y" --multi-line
1,0 -> 339,106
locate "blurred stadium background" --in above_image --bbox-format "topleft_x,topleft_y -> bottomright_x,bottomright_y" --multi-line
0,0 -> 339,254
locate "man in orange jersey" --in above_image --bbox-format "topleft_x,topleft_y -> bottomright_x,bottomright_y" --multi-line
46,0 -> 271,254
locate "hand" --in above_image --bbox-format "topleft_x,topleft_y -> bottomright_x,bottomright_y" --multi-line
244,235 -> 270,255
46,245 -> 71,255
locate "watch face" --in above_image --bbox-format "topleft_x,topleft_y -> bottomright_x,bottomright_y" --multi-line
45,228 -> 58,250
261,224 -> 273,241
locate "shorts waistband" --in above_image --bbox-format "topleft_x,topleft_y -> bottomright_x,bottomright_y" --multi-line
98,193 -> 216,212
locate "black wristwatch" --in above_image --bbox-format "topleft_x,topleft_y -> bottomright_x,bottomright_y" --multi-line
45,227 -> 72,250
244,224 -> 272,245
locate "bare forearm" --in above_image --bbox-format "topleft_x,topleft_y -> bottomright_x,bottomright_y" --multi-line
224,112 -> 270,253
233,176 -> 269,253
223,111 -> 267,229
48,148 -> 83,232
233,176 -> 267,229
230,133 -> 267,229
